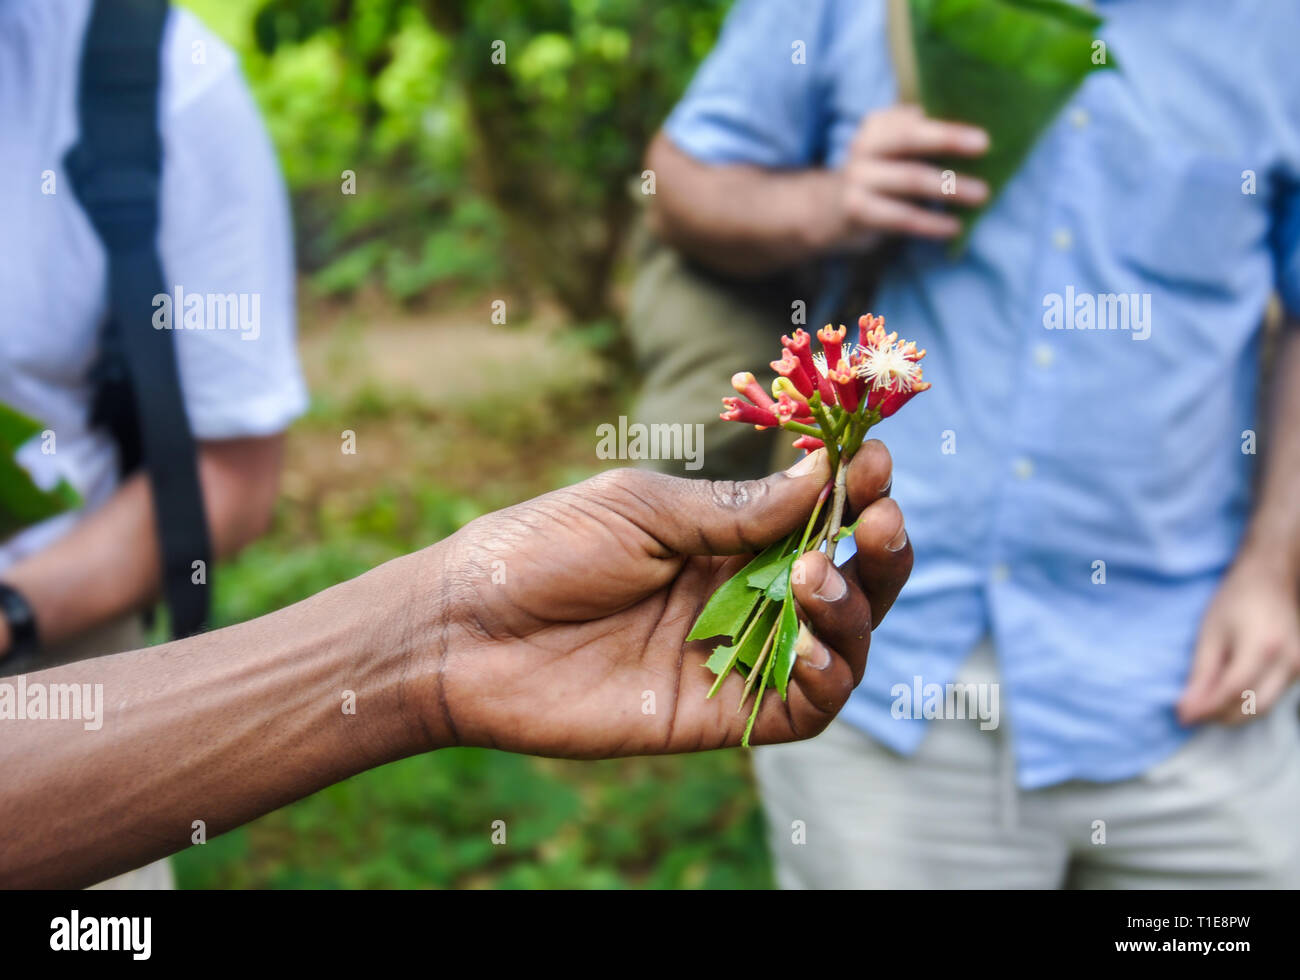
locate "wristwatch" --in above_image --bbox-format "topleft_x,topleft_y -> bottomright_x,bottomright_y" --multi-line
0,582 -> 40,659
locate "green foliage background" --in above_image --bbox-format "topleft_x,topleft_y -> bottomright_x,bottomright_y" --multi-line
185,0 -> 729,316
168,0 -> 775,889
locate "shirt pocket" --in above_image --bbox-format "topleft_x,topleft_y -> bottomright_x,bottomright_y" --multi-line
1110,139 -> 1269,295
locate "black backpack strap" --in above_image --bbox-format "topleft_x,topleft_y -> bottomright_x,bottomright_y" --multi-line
64,0 -> 212,638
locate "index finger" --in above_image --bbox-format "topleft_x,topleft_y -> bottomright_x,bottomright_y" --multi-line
1176,625 -> 1228,724
874,106 -> 989,158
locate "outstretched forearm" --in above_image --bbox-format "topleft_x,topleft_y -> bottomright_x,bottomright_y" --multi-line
0,452 -> 909,886
0,550 -> 440,888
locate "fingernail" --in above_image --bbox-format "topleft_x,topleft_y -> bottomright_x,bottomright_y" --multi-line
963,128 -> 990,151
967,178 -> 990,199
885,523 -> 908,552
794,623 -> 831,669
812,561 -> 847,602
785,447 -> 827,479
879,473 -> 893,496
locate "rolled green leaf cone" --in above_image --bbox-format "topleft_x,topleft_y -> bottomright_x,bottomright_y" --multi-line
693,315 -> 931,745
0,401 -> 82,541
905,0 -> 1117,249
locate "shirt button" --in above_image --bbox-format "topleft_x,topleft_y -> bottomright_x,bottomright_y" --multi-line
1033,344 -> 1054,369
1052,227 -> 1073,251
992,563 -> 1011,583
1069,106 -> 1090,129
1012,457 -> 1034,480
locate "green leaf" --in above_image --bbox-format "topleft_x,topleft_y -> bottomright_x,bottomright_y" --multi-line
687,536 -> 791,642
705,600 -> 780,698
704,643 -> 739,676
0,402 -> 82,541
685,572 -> 762,644
764,560 -> 794,601
742,533 -> 796,591
834,516 -> 862,542
771,597 -> 801,700
736,601 -> 780,669
907,0 -> 1116,248
0,401 -> 42,450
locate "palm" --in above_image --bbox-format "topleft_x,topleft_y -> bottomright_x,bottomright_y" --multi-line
430,457 -> 910,759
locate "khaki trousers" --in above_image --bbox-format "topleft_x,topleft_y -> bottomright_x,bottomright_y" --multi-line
753,641 -> 1300,888
627,231 -> 806,481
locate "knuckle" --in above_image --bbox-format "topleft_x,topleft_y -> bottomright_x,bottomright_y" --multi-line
803,704 -> 836,736
706,477 -> 764,512
848,159 -> 875,184
588,466 -> 641,498
814,672 -> 855,719
845,197 -> 872,226
858,195 -> 888,224
845,184 -> 872,211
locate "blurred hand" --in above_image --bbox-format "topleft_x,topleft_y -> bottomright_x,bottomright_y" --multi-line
1178,550 -> 1300,725
417,442 -> 911,758
830,104 -> 989,245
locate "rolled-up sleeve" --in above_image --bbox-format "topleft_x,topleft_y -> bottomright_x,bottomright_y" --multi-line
664,0 -> 837,168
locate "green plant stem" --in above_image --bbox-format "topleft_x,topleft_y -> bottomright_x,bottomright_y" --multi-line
808,401 -> 841,471
824,403 -> 880,555
825,459 -> 849,555
833,410 -> 852,442
797,482 -> 831,555
739,616 -> 780,707
781,420 -> 824,442
717,391 -> 893,731
742,653 -> 773,747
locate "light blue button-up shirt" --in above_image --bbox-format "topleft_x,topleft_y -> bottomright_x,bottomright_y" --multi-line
665,0 -> 1300,787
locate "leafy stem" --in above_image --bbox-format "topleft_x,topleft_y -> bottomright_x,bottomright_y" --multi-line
808,399 -> 842,472
825,459 -> 849,556
799,480 -> 832,555
780,420 -> 824,442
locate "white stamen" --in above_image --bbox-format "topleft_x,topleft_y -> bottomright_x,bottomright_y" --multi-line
814,344 -> 866,377
854,343 -> 923,392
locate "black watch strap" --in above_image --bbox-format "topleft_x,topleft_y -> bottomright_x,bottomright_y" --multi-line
0,582 -> 40,659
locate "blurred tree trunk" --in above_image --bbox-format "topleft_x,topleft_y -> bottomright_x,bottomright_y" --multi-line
422,0 -> 634,322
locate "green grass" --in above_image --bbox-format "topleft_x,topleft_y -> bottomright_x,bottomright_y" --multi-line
174,748 -> 770,889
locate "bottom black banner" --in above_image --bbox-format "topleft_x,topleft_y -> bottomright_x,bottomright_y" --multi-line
0,887 -> 1284,966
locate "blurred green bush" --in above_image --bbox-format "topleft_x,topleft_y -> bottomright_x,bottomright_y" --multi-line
183,0 -> 730,316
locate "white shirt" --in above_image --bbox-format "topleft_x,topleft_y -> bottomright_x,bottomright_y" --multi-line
0,0 -> 308,569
